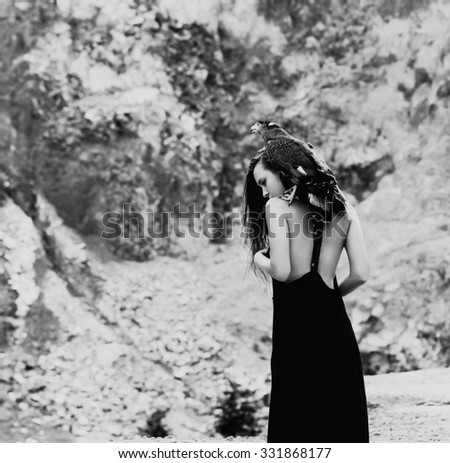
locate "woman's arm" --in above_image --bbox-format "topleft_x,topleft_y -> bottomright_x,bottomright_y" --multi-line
253,197 -> 291,282
338,212 -> 370,297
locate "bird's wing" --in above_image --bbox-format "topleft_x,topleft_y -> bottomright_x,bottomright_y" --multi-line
256,126 -> 347,220
267,129 -> 334,176
265,138 -> 326,176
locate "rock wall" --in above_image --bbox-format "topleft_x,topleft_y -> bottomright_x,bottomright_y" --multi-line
5,0 -> 446,255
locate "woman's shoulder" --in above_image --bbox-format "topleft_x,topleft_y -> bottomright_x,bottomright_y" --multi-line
263,199 -> 288,227
265,196 -> 289,210
341,201 -> 359,223
265,196 -> 308,214
265,197 -> 311,223
267,195 -> 358,223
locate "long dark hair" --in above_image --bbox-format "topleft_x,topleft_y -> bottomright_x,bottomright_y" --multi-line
241,150 -> 295,287
241,149 -> 355,287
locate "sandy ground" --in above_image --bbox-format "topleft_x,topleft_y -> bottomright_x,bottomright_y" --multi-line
364,367 -> 450,442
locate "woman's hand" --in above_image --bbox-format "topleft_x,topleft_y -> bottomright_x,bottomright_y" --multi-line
254,248 -> 270,271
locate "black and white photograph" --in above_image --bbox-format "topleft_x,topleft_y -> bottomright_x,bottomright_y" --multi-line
1,0 -> 450,450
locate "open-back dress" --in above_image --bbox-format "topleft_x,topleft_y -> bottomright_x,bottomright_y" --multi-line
266,204 -> 370,443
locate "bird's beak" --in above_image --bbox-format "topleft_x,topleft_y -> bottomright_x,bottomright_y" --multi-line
250,123 -> 258,134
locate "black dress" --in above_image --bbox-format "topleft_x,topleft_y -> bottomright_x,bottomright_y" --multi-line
266,213 -> 369,443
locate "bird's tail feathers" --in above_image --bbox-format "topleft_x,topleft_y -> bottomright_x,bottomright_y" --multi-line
289,166 -> 307,179
308,193 -> 328,211
334,184 -> 360,219
308,185 -> 349,222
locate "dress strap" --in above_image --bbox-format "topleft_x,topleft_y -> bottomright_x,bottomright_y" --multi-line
310,213 -> 324,273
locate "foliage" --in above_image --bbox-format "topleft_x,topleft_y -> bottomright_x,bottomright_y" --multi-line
257,0 -> 332,37
153,21 -> 230,112
138,410 -> 169,438
257,0 -> 369,62
319,10 -> 369,62
215,381 -> 264,437
376,0 -> 433,19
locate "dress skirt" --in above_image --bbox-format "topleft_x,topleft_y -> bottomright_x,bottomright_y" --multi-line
267,270 -> 370,443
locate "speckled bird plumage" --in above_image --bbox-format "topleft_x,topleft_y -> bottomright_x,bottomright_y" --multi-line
250,121 -> 347,221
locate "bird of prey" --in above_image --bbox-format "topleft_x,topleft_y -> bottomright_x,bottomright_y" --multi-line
250,120 -> 346,220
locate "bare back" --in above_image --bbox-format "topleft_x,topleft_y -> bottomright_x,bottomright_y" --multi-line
281,199 -> 352,289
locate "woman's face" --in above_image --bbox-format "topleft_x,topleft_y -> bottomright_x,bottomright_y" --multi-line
253,161 -> 286,199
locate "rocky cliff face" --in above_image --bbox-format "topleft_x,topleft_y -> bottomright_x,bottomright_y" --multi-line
1,0 -> 450,440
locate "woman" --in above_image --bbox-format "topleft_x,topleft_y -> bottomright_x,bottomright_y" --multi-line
242,145 -> 370,443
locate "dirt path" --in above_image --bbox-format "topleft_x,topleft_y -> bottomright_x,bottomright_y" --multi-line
365,367 -> 450,442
